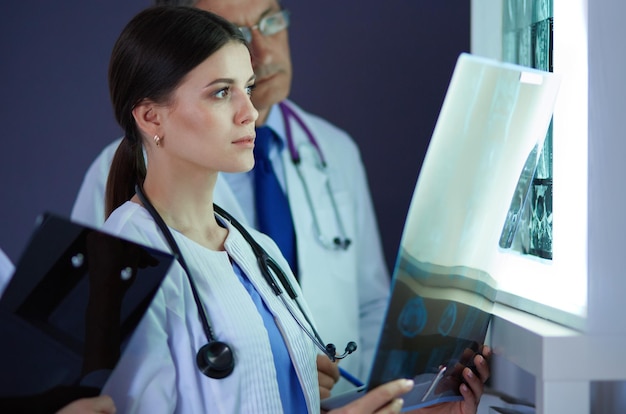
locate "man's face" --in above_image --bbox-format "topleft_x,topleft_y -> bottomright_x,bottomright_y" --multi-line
196,0 -> 293,124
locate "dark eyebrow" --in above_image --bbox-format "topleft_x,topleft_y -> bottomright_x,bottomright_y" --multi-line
240,6 -> 277,26
205,74 -> 256,88
259,6 -> 276,20
205,78 -> 234,88
231,4 -> 274,27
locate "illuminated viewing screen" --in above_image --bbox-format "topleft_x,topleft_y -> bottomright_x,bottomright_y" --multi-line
391,52 -> 563,339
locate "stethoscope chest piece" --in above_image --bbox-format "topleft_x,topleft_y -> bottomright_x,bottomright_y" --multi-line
196,340 -> 235,379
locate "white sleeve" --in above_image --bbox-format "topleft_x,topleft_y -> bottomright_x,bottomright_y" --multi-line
101,289 -> 178,414
71,138 -> 123,228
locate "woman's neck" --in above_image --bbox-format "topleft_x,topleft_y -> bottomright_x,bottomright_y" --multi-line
138,173 -> 228,251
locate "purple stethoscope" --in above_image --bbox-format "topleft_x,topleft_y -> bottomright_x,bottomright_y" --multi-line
278,102 -> 351,250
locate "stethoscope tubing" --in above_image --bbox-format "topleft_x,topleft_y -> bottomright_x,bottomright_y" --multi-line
279,101 -> 326,166
135,183 -> 352,362
212,203 -> 333,356
135,184 -> 216,343
278,102 -> 351,250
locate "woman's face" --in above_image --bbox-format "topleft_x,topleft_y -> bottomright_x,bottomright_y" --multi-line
196,0 -> 293,124
155,42 -> 258,175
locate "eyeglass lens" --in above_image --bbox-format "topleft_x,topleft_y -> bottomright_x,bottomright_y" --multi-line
239,10 -> 290,43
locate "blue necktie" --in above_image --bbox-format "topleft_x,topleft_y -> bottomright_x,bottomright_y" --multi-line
253,126 -> 298,276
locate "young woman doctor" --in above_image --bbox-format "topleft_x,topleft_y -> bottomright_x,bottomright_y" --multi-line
100,6 -> 489,413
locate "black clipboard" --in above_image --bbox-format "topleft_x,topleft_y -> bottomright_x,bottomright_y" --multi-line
0,213 -> 174,413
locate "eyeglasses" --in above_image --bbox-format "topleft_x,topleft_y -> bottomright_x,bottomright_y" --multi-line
238,10 -> 290,43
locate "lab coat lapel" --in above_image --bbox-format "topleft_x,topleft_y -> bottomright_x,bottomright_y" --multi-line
222,221 -> 320,412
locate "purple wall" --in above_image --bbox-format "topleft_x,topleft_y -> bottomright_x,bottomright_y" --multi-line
0,1 -> 469,272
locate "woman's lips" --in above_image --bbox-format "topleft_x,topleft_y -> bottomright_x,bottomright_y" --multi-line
233,135 -> 255,148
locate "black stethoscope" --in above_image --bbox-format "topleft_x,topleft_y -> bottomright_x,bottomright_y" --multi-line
279,102 -> 352,250
135,184 -> 356,379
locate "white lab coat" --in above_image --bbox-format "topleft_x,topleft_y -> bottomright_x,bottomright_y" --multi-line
71,100 -> 390,391
100,202 -> 320,413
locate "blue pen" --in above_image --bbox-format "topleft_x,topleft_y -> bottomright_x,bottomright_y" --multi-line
339,367 -> 365,388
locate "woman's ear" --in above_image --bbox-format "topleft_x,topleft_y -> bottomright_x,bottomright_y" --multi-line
132,100 -> 162,137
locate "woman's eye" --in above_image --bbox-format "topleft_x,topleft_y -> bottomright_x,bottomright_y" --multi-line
214,87 -> 230,99
246,84 -> 256,96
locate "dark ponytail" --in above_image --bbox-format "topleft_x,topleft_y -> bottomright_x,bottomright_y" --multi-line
105,138 -> 146,218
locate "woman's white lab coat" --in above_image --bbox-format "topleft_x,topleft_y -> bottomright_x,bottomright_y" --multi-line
101,202 -> 320,413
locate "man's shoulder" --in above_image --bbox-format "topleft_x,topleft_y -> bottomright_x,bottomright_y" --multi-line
283,100 -> 358,152
96,137 -> 124,160
83,137 -> 124,174
284,100 -> 349,135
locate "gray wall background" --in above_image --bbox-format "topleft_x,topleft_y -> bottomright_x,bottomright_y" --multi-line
0,1 -> 470,272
